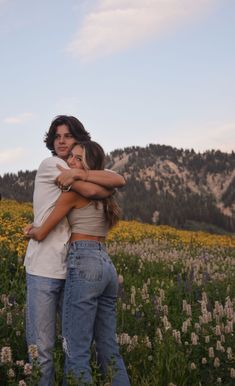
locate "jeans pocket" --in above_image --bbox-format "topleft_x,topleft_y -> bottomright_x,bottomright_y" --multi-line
71,256 -> 103,282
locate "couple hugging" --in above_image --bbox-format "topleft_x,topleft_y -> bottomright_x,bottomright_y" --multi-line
24,115 -> 130,385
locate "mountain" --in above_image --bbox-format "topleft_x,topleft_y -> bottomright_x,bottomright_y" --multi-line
106,145 -> 235,233
0,144 -> 235,233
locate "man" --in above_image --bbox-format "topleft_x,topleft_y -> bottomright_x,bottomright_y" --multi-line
24,115 -> 125,385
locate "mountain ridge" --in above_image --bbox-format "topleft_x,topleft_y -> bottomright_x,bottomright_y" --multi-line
1,144 -> 234,233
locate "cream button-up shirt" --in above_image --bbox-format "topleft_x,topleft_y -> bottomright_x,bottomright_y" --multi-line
24,156 -> 71,279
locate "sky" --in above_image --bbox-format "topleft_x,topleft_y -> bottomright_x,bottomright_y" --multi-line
0,0 -> 234,175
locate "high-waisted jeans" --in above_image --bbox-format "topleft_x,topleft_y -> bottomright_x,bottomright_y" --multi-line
62,240 -> 130,385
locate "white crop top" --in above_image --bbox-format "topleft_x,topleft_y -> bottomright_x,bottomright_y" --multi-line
67,201 -> 109,237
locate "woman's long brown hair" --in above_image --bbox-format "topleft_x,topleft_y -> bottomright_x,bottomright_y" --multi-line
70,141 -> 121,229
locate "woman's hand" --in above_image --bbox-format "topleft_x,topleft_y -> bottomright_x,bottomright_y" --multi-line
55,165 -> 86,190
24,223 -> 33,235
24,226 -> 43,241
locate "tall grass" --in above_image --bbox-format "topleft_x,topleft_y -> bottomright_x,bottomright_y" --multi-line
0,200 -> 234,385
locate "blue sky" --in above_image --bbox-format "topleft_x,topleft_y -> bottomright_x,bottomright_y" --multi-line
0,0 -> 234,174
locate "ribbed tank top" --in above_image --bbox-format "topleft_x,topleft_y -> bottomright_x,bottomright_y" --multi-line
67,201 -> 109,237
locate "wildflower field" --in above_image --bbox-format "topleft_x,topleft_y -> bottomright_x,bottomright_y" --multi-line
0,199 -> 235,386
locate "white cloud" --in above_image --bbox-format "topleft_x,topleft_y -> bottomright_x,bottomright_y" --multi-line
67,0 -> 215,60
0,147 -> 25,164
3,112 -> 34,124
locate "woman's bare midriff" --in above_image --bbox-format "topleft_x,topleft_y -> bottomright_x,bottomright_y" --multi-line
70,233 -> 106,243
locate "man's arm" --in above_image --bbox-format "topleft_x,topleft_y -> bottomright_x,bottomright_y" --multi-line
56,165 -> 126,189
39,157 -> 113,199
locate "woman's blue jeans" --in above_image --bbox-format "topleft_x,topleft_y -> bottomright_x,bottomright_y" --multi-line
62,240 -> 130,385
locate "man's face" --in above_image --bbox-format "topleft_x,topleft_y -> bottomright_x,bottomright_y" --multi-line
53,124 -> 76,160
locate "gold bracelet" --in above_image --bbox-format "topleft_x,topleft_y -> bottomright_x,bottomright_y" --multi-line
61,185 -> 72,192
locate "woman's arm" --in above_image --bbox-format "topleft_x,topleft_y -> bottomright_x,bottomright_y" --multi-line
27,191 -> 79,241
56,165 -> 126,190
69,180 -> 114,199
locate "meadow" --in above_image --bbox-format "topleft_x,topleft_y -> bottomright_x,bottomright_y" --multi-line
0,199 -> 235,386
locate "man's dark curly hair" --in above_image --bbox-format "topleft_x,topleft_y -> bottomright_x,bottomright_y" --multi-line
44,115 -> 91,155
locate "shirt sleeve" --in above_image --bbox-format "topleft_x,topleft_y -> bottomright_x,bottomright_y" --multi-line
37,157 -> 70,182
104,168 -> 117,173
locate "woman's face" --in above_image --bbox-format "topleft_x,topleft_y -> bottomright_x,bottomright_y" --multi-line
67,145 -> 84,169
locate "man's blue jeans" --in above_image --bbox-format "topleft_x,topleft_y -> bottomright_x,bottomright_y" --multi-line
26,273 -> 65,386
62,240 -> 130,385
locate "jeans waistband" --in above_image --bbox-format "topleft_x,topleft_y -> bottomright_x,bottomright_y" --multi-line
69,240 -> 106,252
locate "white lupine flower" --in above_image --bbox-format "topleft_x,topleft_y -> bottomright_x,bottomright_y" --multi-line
118,333 -> 131,345
186,304 -> 192,317
163,305 -> 168,316
225,321 -> 233,334
215,325 -> 221,336
172,330 -> 182,344
18,381 -> 27,386
162,315 -> 171,330
1,346 -> 12,363
182,321 -> 188,333
182,300 -> 187,312
191,332 -> 198,346
230,368 -> 235,378
214,357 -> 220,368
28,344 -> 38,359
216,341 -> 225,352
7,312 -> 12,325
227,347 -> 233,360
194,323 -> 201,333
208,347 -> 215,358
118,274 -> 124,284
202,292 -> 208,303
205,335 -> 210,343
220,334 -> 225,343
190,362 -> 196,370
159,288 -> 165,301
144,336 -> 152,349
24,363 -> 32,375
16,360 -> 25,366
156,328 -> 163,341
130,286 -> 136,302
8,368 -> 15,378
200,300 -> 207,314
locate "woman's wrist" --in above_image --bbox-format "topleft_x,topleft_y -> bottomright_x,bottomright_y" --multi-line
83,169 -> 89,182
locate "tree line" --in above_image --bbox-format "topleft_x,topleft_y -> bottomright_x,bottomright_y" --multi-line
1,144 -> 234,233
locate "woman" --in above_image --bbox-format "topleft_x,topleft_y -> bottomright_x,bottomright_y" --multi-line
28,141 -> 130,386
